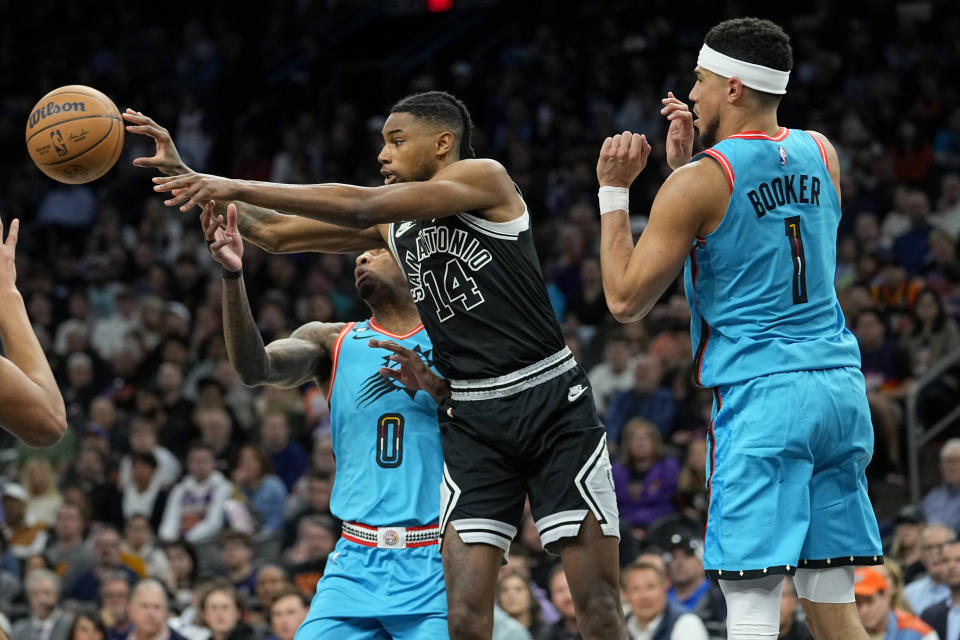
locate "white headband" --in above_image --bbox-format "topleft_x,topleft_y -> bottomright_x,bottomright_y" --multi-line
697,43 -> 790,95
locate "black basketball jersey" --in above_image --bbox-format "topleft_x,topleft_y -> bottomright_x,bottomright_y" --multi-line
386,206 -> 565,380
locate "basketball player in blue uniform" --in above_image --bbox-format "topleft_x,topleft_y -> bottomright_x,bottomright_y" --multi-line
151,92 -> 626,640
595,17 -> 880,640
199,201 -> 447,639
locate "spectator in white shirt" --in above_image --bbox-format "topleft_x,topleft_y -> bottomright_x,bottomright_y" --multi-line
159,442 -> 234,544
587,333 -> 637,415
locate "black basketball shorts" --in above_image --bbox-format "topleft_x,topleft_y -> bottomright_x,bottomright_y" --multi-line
437,348 -> 620,554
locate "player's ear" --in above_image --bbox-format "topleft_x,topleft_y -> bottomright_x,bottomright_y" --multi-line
727,77 -> 744,103
435,131 -> 455,158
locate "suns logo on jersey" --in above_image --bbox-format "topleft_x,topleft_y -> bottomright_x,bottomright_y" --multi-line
357,344 -> 434,407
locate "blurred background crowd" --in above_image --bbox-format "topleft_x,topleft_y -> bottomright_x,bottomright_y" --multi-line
2,0 -> 960,638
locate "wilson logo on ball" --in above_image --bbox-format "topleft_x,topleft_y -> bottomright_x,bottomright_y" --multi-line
28,101 -> 87,129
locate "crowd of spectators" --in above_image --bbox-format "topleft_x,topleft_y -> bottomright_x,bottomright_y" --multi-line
2,0 -> 960,639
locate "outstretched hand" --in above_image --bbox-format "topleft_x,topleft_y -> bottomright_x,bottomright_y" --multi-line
597,130 -> 651,188
0,217 -> 20,292
122,109 -> 190,176
368,338 -> 450,404
661,92 -> 694,170
201,201 -> 243,272
154,173 -> 241,212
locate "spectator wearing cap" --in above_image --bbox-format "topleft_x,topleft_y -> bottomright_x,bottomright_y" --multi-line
622,560 -> 708,640
2,482 -> 49,559
921,539 -> 960,639
196,408 -> 239,475
924,440 -> 960,534
891,506 -> 927,584
611,419 -> 680,535
155,363 -> 198,460
120,452 -> 170,532
11,569 -> 73,640
906,524 -> 955,616
778,577 -> 812,640
665,535 -> 725,630
856,566 -> 936,640
220,531 -> 257,599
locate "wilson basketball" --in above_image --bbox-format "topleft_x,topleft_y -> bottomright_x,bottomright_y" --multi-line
25,85 -> 124,184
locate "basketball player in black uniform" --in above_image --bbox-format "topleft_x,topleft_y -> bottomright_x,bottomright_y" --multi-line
0,216 -> 66,446
147,92 -> 626,640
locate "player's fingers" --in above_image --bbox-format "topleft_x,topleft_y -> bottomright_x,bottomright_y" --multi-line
163,188 -> 189,207
600,136 -> 613,155
378,367 -> 402,381
226,203 -> 238,234
5,219 -> 19,249
640,135 -> 652,161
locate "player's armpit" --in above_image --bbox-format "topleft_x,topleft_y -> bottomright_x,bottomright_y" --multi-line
0,357 -> 67,447
262,322 -> 345,388
602,159 -> 726,323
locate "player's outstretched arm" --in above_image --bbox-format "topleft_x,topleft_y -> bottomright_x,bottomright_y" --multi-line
202,202 -> 343,387
151,158 -> 518,228
125,109 -> 386,254
369,339 -> 450,405
0,218 -> 67,447
597,132 -> 724,323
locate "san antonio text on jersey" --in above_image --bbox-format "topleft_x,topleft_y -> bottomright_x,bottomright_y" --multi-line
387,206 -> 565,380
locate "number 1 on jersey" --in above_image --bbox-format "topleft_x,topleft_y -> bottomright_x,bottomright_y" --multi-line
422,259 -> 485,322
784,216 -> 808,304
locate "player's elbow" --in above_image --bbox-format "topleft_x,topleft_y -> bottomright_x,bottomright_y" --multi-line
607,296 -> 647,324
20,406 -> 67,448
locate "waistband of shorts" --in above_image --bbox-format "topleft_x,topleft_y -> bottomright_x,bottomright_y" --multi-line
449,346 -> 577,401
341,521 -> 440,549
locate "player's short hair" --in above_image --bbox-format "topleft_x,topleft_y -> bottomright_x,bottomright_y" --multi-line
704,18 -> 792,105
391,91 -> 476,160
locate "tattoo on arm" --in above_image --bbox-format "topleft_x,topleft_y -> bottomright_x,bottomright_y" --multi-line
222,276 -> 338,387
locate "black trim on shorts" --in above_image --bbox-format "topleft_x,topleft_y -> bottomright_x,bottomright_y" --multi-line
538,520 -> 585,537
798,555 -> 884,569
706,554 -> 884,581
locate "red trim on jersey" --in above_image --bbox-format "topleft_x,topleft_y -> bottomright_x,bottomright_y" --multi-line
341,532 -> 376,547
325,322 -> 355,406
695,321 -> 711,384
701,149 -> 734,193
726,127 -> 789,141
369,318 -> 424,340
811,136 -> 830,170
704,388 -> 722,540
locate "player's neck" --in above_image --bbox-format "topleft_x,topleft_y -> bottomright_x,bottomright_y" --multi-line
720,109 -> 780,140
370,304 -> 422,336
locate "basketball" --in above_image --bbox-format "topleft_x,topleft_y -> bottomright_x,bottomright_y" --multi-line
25,85 -> 124,184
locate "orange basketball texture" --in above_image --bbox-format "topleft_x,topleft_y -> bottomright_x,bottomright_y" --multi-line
25,85 -> 124,185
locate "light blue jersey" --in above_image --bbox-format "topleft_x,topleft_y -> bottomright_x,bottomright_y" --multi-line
327,318 -> 443,526
297,318 -> 448,640
683,127 -> 860,387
